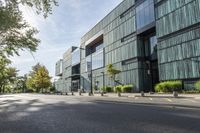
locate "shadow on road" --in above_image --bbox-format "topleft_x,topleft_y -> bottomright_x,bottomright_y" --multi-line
0,97 -> 200,133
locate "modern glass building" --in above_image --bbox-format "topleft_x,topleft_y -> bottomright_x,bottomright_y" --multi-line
55,0 -> 200,93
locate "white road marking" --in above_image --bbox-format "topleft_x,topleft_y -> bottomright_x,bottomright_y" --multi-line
166,98 -> 172,102
149,98 -> 153,101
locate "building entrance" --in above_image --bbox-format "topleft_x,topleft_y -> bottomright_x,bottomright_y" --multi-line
144,34 -> 159,92
72,80 -> 80,92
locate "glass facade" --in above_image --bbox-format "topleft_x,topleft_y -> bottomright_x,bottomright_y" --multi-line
56,0 -> 200,93
136,0 -> 155,30
92,49 -> 104,70
72,49 -> 80,66
95,43 -> 104,51
85,56 -> 91,72
150,36 -> 157,60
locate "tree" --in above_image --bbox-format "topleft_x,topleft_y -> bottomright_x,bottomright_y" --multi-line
0,65 -> 18,93
0,0 -> 57,64
34,66 -> 51,93
14,75 -> 28,93
26,64 -> 51,93
0,0 -> 57,57
106,64 -> 122,87
0,0 -> 57,92
26,76 -> 36,92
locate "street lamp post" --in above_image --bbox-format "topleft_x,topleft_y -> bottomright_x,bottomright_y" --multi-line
91,53 -> 93,95
101,72 -> 105,89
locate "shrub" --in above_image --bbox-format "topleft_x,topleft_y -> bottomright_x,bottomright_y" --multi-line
101,86 -> 113,92
155,81 -> 182,93
195,80 -> 200,91
115,85 -> 122,93
122,85 -> 134,93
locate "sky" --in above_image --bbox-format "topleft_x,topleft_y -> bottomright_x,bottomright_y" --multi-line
10,0 -> 123,79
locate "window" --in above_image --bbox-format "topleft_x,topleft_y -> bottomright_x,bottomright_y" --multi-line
72,49 -> 80,66
136,0 -> 155,30
150,36 -> 157,55
96,43 -> 104,51
184,80 -> 196,90
92,49 -> 104,70
85,48 -> 104,71
85,56 -> 91,72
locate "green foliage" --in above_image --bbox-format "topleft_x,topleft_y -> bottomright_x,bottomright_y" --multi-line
182,90 -> 200,94
0,2 -> 40,57
122,85 -> 134,93
26,63 -> 52,93
155,81 -> 182,93
14,75 -> 28,93
115,85 -> 122,93
101,86 -> 113,92
195,80 -> 200,91
34,66 -> 51,91
0,56 -> 18,93
0,0 -> 57,93
20,0 -> 58,18
107,64 -> 122,87
107,64 -> 121,77
50,84 -> 56,93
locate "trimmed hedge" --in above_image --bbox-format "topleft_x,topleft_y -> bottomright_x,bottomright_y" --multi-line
101,86 -> 113,92
155,81 -> 182,93
114,84 -> 134,93
115,85 -> 122,93
122,85 -> 134,93
101,84 -> 134,93
195,80 -> 200,91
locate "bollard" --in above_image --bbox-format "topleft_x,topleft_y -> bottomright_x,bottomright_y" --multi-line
118,92 -> 121,97
173,91 -> 178,98
141,91 -> 145,97
72,91 -> 74,96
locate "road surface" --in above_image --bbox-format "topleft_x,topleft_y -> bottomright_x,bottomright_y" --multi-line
0,94 -> 200,133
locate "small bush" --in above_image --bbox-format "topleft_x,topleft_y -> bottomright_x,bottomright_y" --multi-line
155,81 -> 182,93
101,86 -> 113,92
182,90 -> 200,94
195,80 -> 200,91
115,85 -> 122,93
122,85 -> 134,93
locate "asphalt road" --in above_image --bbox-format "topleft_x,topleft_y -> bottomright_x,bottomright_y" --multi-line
0,94 -> 200,133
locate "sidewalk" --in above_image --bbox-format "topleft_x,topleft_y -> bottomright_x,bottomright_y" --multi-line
71,92 -> 200,99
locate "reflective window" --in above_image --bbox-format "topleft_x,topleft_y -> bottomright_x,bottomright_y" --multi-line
150,36 -> 157,55
86,56 -> 91,72
96,43 -> 104,51
92,49 -> 104,70
72,49 -> 80,66
136,0 -> 155,30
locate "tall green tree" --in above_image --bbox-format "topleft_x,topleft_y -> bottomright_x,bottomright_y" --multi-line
0,0 -> 57,93
26,63 -> 51,93
0,66 -> 18,93
14,75 -> 28,93
34,66 -> 51,93
0,0 -> 57,57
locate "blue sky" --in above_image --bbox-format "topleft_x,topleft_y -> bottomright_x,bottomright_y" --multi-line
10,0 -> 122,78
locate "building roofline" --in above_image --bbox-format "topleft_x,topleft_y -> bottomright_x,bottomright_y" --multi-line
81,0 -> 125,40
